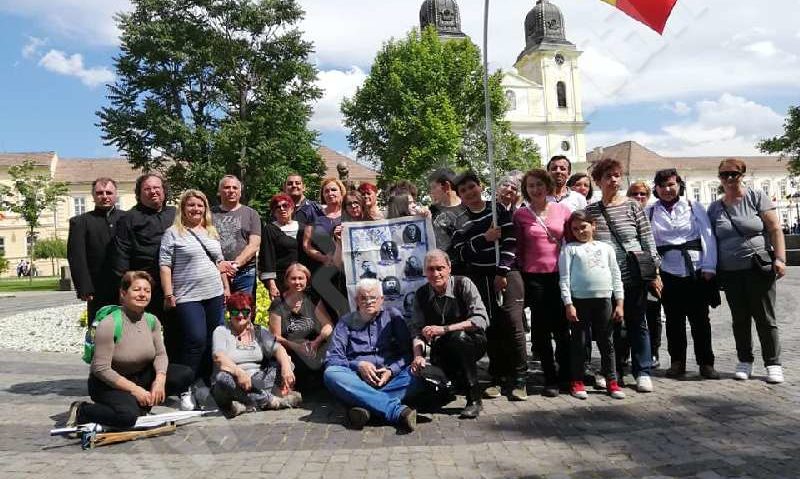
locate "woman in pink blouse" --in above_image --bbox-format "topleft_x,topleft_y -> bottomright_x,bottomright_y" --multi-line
513,169 -> 573,397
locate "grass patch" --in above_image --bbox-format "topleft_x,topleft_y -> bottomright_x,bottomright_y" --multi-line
0,277 -> 60,293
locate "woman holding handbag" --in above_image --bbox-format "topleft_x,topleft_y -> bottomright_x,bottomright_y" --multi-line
647,169 -> 720,381
707,158 -> 786,384
585,159 -> 661,393
160,190 -> 230,410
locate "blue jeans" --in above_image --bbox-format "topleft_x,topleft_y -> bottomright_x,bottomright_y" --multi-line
231,266 -> 256,296
615,282 -> 652,378
175,295 -> 225,381
323,365 -> 416,423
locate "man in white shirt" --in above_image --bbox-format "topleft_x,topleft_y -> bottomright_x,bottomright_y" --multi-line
546,155 -> 587,212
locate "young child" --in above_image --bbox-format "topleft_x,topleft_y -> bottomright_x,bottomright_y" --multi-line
558,211 -> 626,400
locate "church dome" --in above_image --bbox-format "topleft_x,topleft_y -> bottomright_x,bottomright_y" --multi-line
420,0 -> 466,38
524,0 -> 572,49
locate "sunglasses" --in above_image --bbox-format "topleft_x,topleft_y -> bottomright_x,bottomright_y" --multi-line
228,308 -> 252,317
719,171 -> 742,180
273,202 -> 292,210
629,192 -> 648,197
346,201 -> 362,207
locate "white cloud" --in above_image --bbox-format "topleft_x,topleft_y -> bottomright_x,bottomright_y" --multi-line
311,67 -> 368,131
743,41 -> 779,58
38,49 -> 114,87
588,94 -> 785,156
21,36 -> 46,59
664,101 -> 692,116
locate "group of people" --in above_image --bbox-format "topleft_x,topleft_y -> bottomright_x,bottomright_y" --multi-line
63,153 -> 787,433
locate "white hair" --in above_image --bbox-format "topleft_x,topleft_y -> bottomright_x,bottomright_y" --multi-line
356,278 -> 382,296
218,174 -> 243,191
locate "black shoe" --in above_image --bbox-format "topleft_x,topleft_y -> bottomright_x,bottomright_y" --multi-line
398,407 -> 417,432
460,400 -> 482,419
346,407 -> 370,430
542,384 -> 559,397
699,365 -> 720,380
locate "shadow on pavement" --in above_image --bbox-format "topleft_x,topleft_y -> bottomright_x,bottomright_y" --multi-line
5,378 -> 87,397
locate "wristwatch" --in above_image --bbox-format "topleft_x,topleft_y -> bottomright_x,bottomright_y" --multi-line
443,325 -> 450,333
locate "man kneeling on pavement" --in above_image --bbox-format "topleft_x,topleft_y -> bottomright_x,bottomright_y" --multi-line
323,278 -> 418,431
410,249 -> 489,419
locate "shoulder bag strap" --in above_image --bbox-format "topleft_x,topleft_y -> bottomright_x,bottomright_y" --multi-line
598,202 -> 628,253
529,206 -> 557,243
187,228 -> 217,265
720,202 -> 765,258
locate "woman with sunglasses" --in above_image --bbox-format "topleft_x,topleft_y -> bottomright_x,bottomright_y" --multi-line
211,291 -> 300,417
268,263 -> 334,392
646,169 -> 719,380
707,158 -> 786,384
585,160 -> 660,393
259,194 -> 301,301
626,182 -> 663,371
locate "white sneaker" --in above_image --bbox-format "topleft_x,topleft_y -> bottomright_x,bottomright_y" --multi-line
636,375 -> 653,393
766,365 -> 784,384
594,375 -> 607,390
734,362 -> 753,380
179,390 -> 196,411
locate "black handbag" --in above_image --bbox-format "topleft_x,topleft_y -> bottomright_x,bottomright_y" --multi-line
599,202 -> 658,284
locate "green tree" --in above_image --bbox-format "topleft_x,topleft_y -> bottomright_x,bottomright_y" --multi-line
759,105 -> 800,177
0,253 -> 8,275
33,238 -> 68,277
0,160 -> 69,282
98,0 -> 325,210
341,26 -> 540,192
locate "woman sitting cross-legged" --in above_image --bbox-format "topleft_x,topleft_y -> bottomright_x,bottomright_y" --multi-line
268,263 -> 334,393
65,271 -> 194,429
211,292 -> 301,418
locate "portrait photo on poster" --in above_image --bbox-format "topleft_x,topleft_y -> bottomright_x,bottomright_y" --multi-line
342,216 -> 436,312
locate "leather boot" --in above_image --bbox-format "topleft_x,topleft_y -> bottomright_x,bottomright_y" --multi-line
460,384 -> 483,419
665,360 -> 686,378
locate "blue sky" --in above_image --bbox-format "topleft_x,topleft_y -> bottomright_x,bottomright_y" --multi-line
0,0 -> 798,159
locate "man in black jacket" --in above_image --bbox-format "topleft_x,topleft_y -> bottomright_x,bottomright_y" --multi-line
111,174 -> 177,351
67,177 -> 125,323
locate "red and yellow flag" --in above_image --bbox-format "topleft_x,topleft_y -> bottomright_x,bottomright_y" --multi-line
601,0 -> 677,34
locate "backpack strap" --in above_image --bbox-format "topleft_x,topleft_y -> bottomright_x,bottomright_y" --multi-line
144,312 -> 157,331
111,308 -> 124,343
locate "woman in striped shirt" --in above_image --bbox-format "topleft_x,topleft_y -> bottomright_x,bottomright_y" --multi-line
585,159 -> 661,393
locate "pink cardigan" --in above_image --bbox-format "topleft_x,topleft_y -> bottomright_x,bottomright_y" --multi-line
513,203 -> 571,274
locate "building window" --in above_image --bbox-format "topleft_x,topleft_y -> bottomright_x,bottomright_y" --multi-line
73,197 -> 86,216
505,90 -> 517,110
26,233 -> 35,256
561,140 -> 571,152
691,183 -> 701,202
761,180 -> 771,196
556,81 -> 567,108
0,237 -> 5,256
708,181 -> 721,200
779,179 -> 788,198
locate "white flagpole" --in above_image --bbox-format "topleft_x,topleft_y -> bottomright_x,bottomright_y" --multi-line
482,0 -> 500,265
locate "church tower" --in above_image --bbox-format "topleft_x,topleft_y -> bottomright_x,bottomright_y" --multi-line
502,0 -> 587,165
419,0 -> 467,39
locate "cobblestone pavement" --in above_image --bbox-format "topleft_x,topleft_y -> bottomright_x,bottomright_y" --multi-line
0,291 -> 81,318
1,270 -> 799,478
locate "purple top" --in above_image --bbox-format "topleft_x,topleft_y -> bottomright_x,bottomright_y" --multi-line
324,307 -> 412,376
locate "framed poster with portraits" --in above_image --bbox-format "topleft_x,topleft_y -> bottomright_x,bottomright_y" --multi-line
342,215 -> 436,318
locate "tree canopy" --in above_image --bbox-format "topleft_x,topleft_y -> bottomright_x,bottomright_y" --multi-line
98,0 -> 325,210
759,105 -> 800,178
341,26 -> 540,192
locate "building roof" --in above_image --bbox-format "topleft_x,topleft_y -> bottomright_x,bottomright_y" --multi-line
586,141 -> 789,177
0,152 -> 56,168
319,146 -> 379,185
54,158 -> 142,184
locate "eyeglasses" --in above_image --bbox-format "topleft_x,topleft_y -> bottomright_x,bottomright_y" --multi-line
719,171 -> 742,180
228,308 -> 252,317
274,202 -> 291,210
357,296 -> 379,304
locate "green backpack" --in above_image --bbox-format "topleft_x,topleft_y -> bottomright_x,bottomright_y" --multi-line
82,305 -> 157,364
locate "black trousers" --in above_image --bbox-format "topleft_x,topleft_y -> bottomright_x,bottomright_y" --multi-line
78,364 -> 194,429
569,298 -> 617,382
719,269 -> 781,366
498,271 -> 528,384
430,331 -> 487,389
646,298 -> 662,360
522,272 -> 569,385
661,272 -> 714,366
